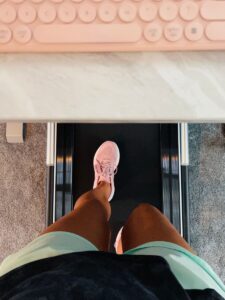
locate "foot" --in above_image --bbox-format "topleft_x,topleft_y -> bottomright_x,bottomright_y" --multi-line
93,141 -> 120,201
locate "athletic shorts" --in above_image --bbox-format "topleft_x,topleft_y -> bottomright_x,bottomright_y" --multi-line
0,231 -> 224,298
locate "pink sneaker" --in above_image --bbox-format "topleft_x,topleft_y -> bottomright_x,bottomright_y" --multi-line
93,141 -> 120,201
114,226 -> 124,254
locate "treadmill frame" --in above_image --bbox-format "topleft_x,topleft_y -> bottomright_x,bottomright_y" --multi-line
47,123 -> 190,242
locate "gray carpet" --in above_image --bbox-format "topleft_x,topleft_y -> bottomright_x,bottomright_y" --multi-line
189,124 -> 225,283
0,123 -> 47,263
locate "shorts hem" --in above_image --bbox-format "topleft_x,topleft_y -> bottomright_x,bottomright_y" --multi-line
124,241 -> 225,295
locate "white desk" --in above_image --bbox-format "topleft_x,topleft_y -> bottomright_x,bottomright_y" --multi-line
0,52 -> 225,121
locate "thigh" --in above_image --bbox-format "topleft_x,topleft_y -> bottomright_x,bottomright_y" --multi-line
121,203 -> 193,253
41,200 -> 111,251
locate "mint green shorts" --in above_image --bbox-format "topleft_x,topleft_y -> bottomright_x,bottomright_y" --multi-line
0,231 -> 225,298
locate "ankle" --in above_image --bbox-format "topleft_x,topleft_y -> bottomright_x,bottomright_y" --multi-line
97,180 -> 110,187
96,181 -> 111,199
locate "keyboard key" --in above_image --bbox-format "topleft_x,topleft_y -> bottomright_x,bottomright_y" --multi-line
201,1 -> 225,21
58,3 -> 76,23
34,24 -> 142,43
144,22 -> 162,42
185,22 -> 203,41
38,3 -> 56,23
0,25 -> 11,43
18,4 -> 36,24
98,4 -> 117,23
164,22 -> 183,42
31,0 -> 43,3
71,0 -> 83,3
205,22 -> 225,41
159,2 -> 178,21
180,1 -> 198,21
11,0 -> 24,3
78,4 -> 96,23
139,2 -> 157,22
119,3 -> 136,22
0,4 -> 16,23
14,25 -> 32,43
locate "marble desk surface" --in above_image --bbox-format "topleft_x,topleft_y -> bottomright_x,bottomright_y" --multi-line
0,52 -> 225,122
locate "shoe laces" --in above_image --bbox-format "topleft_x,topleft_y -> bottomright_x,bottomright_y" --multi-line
95,159 -> 117,180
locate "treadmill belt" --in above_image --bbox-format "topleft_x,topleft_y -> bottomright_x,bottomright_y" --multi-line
53,123 -> 187,247
73,124 -> 162,248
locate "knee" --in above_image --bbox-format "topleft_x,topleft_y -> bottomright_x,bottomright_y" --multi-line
123,204 -> 159,235
124,204 -> 162,230
133,203 -> 159,215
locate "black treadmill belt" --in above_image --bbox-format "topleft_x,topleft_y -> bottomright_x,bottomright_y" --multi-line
73,124 -> 162,247
54,123 -> 187,246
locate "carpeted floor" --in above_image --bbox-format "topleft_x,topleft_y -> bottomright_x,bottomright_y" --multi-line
0,123 -> 47,263
189,123 -> 225,283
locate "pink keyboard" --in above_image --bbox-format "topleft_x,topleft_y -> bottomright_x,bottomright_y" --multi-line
0,0 -> 225,52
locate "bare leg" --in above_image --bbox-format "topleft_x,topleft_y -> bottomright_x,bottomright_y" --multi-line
122,203 -> 193,253
40,182 -> 111,251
